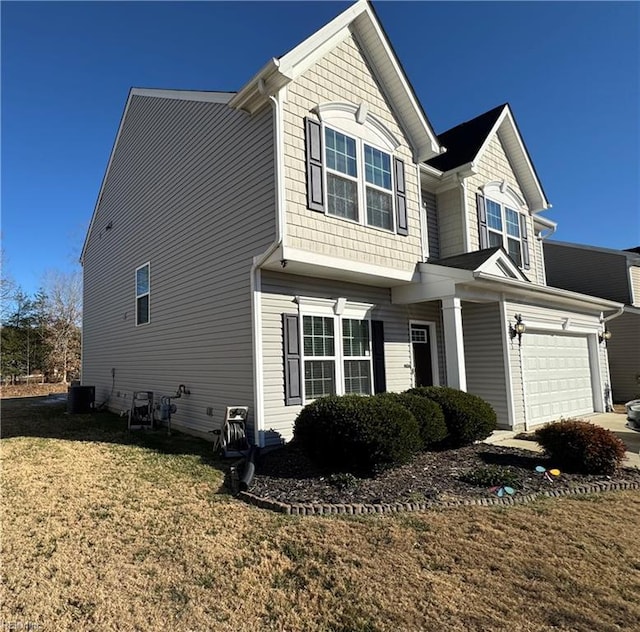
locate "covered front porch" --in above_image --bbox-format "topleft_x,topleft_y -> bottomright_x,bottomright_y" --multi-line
392,248 -> 624,430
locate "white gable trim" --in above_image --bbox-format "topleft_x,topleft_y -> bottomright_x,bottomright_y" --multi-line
229,0 -> 441,161
473,106 -> 550,213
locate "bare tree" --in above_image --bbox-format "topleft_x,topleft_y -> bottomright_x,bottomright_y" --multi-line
41,270 -> 82,383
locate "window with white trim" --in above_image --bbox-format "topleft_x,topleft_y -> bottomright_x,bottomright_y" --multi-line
135,263 -> 150,326
485,198 -> 524,267
301,314 -> 372,400
324,126 -> 395,231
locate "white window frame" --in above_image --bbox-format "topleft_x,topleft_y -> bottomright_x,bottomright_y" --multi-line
297,297 -> 375,403
323,124 -> 396,233
482,183 -> 528,269
135,262 -> 150,326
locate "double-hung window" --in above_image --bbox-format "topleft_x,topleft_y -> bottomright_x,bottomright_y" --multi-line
342,319 -> 371,394
135,263 -> 150,326
324,126 -> 394,231
364,145 -> 393,230
301,315 -> 372,400
480,192 -> 530,270
305,117 -> 408,234
325,129 -> 359,221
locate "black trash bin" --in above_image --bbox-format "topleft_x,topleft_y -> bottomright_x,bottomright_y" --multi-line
67,385 -> 95,414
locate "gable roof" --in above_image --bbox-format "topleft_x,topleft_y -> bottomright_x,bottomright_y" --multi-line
425,103 -> 550,213
430,246 -> 530,281
425,105 -> 505,172
228,0 -> 442,162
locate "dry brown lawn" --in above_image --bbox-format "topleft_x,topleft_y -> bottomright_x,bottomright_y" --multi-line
1,397 -> 639,632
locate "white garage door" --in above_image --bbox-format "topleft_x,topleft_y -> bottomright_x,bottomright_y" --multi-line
522,333 -> 594,427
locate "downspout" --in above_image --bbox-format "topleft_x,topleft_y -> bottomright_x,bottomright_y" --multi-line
250,87 -> 285,448
459,175 -> 470,252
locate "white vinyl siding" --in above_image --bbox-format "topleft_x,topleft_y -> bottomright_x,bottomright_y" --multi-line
461,302 -> 510,428
260,271 -> 445,445
82,94 -> 276,439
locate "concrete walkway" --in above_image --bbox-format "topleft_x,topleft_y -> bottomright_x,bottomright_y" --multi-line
484,412 -> 640,469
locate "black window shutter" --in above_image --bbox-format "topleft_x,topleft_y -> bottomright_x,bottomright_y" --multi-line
371,320 -> 386,394
520,214 -> 530,270
282,314 -> 302,406
477,193 -> 489,249
305,118 -> 324,212
394,158 -> 408,236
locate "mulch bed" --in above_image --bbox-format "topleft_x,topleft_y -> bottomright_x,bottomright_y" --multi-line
250,441 -> 640,506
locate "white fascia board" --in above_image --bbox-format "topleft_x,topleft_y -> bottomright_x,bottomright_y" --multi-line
267,245 -> 417,285
130,88 -> 235,104
498,111 -> 549,211
392,279 -> 457,304
351,9 -> 441,160
472,271 -> 624,313
533,214 -> 557,230
476,249 -> 529,281
418,262 -> 475,283
228,58 -> 284,114
80,89 -> 135,264
473,106 -> 549,213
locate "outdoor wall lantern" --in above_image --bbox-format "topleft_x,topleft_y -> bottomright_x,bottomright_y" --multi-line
599,328 -> 612,344
510,314 -> 526,345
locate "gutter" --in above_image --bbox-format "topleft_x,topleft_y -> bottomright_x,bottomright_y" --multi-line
250,89 -> 285,449
472,271 -> 624,314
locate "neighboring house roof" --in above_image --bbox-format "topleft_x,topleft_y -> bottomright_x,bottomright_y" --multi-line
228,0 -> 443,162
547,240 -> 640,264
425,103 -> 550,213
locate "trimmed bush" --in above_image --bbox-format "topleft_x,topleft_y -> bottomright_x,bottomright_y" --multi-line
293,395 -> 421,475
405,386 -> 497,447
374,392 -> 447,447
534,419 -> 626,475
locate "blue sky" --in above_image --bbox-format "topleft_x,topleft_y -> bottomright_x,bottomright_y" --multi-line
2,1 -> 639,297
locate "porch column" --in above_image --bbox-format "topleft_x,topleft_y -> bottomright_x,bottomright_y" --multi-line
441,296 -> 467,391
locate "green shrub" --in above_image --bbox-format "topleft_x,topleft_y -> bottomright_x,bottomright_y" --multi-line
374,392 -> 447,447
460,465 -> 520,488
293,395 -> 421,475
534,419 -> 626,475
405,386 -> 497,447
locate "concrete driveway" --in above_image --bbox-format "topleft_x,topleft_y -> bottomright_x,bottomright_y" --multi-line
485,412 -> 640,469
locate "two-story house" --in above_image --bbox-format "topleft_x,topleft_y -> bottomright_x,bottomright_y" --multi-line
544,241 -> 640,403
81,0 -> 623,446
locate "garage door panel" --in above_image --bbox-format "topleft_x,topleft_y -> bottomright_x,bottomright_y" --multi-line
522,333 -> 594,426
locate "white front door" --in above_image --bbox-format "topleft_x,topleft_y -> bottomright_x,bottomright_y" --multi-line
522,333 -> 594,426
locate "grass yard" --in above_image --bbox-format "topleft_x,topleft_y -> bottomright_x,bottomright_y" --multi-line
1,398 -> 639,632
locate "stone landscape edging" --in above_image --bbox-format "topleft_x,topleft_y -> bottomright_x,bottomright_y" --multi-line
237,480 -> 640,515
